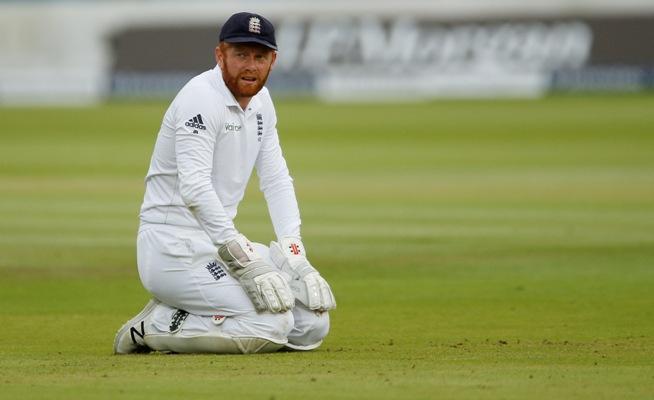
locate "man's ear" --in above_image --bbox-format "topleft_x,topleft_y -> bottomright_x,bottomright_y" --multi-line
270,51 -> 277,70
215,46 -> 223,68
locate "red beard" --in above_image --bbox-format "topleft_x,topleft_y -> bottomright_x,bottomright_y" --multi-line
221,63 -> 271,100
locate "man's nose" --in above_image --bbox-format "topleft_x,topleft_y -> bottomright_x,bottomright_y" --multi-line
244,56 -> 257,70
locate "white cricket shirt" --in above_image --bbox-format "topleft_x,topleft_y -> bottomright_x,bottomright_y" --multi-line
139,65 -> 301,245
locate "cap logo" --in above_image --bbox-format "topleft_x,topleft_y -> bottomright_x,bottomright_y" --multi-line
248,17 -> 261,34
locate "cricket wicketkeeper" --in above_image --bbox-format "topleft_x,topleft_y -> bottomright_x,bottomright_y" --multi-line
114,12 -> 336,354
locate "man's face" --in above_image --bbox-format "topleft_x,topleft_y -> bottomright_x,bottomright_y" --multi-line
215,42 -> 276,100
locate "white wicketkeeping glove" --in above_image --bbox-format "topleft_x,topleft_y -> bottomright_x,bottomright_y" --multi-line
270,237 -> 336,312
217,234 -> 294,313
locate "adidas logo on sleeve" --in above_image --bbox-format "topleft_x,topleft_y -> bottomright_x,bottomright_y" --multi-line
185,114 -> 207,132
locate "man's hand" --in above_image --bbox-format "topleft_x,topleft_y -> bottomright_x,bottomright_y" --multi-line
270,237 -> 336,312
218,234 -> 294,313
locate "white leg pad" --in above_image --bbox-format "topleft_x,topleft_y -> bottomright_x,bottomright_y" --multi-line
143,302 -> 291,354
145,334 -> 283,354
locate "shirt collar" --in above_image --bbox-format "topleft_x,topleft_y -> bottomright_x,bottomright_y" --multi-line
212,65 -> 263,113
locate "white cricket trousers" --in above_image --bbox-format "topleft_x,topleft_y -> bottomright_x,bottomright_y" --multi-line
136,222 -> 329,347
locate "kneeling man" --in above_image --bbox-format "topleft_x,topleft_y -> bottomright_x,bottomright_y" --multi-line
114,12 -> 336,354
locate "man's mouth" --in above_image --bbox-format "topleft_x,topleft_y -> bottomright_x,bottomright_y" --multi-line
241,76 -> 257,83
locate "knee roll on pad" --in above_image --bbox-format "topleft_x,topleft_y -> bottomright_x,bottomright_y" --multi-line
287,307 -> 330,350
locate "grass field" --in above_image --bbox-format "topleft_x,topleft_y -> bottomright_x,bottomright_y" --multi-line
0,94 -> 653,399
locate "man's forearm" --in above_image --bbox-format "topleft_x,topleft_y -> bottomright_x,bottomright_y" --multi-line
264,183 -> 301,239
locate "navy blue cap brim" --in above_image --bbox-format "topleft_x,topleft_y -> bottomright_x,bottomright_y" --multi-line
223,36 -> 277,50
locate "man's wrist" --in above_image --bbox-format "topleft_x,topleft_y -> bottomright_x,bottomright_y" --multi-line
217,234 -> 260,271
276,236 -> 307,259
215,230 -> 240,247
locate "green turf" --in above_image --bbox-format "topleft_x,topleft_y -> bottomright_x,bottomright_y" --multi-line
1,94 -> 653,399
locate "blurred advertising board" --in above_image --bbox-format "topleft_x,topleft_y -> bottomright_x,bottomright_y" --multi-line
111,15 -> 654,100
1,2 -> 653,103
